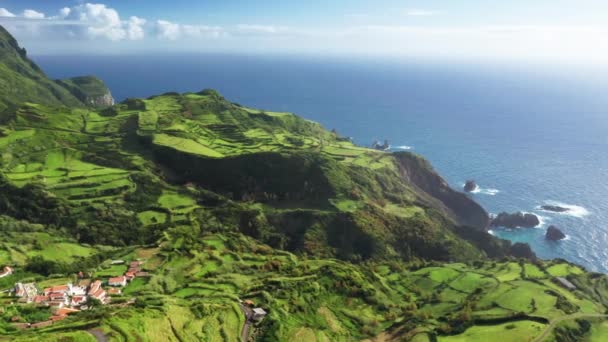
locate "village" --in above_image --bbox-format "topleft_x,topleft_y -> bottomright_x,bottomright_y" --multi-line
4,260 -> 147,329
2,259 -> 269,335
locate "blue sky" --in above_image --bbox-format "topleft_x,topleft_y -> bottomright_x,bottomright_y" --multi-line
1,1 -> 607,64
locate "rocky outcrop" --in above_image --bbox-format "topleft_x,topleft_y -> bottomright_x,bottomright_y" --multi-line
464,180 -> 478,192
87,92 -> 115,107
491,212 -> 540,228
56,76 -> 114,108
394,152 -> 490,230
510,243 -> 537,260
540,205 -> 569,213
546,225 -> 566,241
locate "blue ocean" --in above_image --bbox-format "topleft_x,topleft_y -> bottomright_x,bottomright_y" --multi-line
33,54 -> 608,273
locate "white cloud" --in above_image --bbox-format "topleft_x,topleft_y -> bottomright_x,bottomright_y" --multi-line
23,9 -> 45,19
127,16 -> 146,40
0,8 -> 16,18
405,9 -> 436,17
156,20 -> 181,40
59,7 -> 71,19
71,3 -> 125,40
236,24 -> 287,34
182,24 -> 225,39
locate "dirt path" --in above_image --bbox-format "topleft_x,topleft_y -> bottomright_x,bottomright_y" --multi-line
239,304 -> 253,342
88,328 -> 108,342
532,313 -> 608,342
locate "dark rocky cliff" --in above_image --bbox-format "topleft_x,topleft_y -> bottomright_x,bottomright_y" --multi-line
393,152 -> 490,230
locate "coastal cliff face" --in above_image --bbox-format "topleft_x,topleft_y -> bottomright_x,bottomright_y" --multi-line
394,152 -> 490,230
55,76 -> 115,108
0,26 -> 84,111
89,92 -> 115,107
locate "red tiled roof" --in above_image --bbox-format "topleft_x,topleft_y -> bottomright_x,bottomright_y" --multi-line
88,280 -> 102,294
46,285 -> 69,293
33,296 -> 48,303
56,307 -> 79,316
107,288 -> 121,295
72,296 -> 86,302
108,276 -> 126,284
90,288 -> 106,299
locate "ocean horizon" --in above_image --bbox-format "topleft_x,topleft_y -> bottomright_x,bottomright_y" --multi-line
33,54 -> 608,273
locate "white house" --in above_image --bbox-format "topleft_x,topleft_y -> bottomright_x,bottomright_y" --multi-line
252,308 -> 267,321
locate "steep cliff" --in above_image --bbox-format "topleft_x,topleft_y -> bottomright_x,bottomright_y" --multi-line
0,25 -> 114,112
56,76 -> 115,107
0,26 -> 84,112
394,152 -> 490,230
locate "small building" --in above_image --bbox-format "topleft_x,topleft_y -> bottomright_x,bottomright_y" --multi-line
108,276 -> 127,287
88,280 -> 107,303
0,266 -> 13,278
111,260 -> 125,265
555,277 -> 577,291
252,308 -> 267,321
243,299 -> 255,307
15,283 -> 38,302
107,287 -> 122,295
43,285 -> 69,296
14,283 -> 25,297
71,296 -> 87,306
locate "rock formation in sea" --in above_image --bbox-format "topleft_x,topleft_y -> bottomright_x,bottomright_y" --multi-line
546,225 -> 566,241
540,205 -> 570,213
464,180 -> 478,192
491,212 -> 540,228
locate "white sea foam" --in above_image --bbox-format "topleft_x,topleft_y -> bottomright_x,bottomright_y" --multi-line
488,229 -> 495,236
472,187 -> 500,196
539,200 -> 590,218
535,214 -> 550,228
563,234 -> 571,241
462,182 -> 500,196
394,145 -> 413,150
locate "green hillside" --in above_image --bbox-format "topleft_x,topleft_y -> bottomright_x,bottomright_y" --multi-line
0,26 -> 85,112
0,24 -> 606,341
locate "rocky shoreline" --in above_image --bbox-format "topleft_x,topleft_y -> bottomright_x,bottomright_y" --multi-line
490,211 -> 540,229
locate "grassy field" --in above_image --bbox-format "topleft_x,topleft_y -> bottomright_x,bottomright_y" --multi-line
588,321 -> 608,341
0,232 -> 102,266
438,321 -> 546,342
1,233 -> 607,341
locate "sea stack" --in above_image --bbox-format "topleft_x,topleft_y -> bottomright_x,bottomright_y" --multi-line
464,180 -> 478,192
546,225 -> 566,241
491,212 -> 540,228
540,205 -> 570,213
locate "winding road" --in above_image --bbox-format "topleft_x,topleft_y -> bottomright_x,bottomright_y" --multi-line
532,313 -> 608,342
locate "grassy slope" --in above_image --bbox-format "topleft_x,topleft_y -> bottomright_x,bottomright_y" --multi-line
0,26 -> 84,112
0,90 -> 504,263
4,232 -> 607,341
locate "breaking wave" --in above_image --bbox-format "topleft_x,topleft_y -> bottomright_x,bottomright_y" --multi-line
462,182 -> 500,196
538,200 -> 590,218
394,145 -> 413,150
